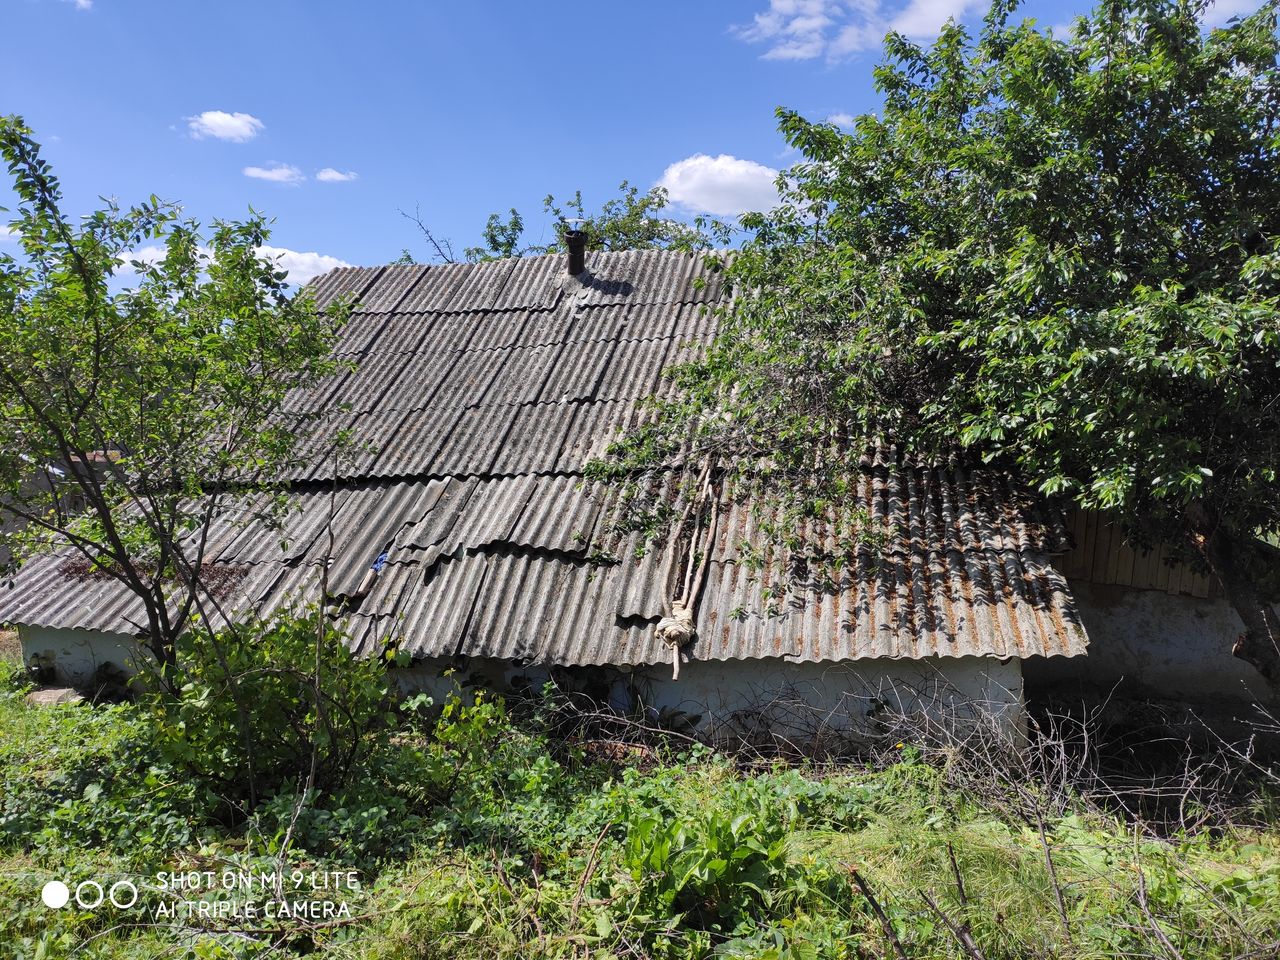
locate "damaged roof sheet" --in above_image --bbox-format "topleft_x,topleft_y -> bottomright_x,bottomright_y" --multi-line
0,249 -> 1087,665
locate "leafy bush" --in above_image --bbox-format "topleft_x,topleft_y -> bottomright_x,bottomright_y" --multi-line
153,608 -> 395,807
621,780 -> 811,932
251,688 -> 599,868
248,782 -> 426,868
0,661 -> 210,863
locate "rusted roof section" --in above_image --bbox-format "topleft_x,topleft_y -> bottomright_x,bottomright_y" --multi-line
340,452 -> 1085,664
0,248 -> 1087,664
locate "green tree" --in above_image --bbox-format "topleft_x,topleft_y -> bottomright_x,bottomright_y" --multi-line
468,206 -> 528,261
603,1 -> 1280,682
403,181 -> 727,264
0,117 -> 350,674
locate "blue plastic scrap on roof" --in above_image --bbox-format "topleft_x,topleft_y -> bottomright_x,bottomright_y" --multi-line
371,550 -> 389,572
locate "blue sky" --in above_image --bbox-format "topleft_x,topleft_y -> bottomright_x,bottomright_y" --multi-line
1,0 -> 1258,282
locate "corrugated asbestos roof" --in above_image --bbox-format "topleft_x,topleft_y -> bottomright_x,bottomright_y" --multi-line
0,249 -> 1088,664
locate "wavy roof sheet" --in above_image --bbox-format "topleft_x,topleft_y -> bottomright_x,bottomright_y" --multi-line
0,249 -> 1087,665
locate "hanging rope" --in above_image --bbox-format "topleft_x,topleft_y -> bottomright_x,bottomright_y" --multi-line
655,600 -> 694,680
656,462 -> 719,680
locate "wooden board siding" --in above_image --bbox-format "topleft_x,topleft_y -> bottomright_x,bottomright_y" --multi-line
1055,509 -> 1219,600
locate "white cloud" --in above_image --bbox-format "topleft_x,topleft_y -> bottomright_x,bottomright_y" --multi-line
735,0 -> 987,60
0,226 -> 16,243
740,0 -> 1261,61
119,245 -> 167,267
243,163 -> 306,185
187,110 -> 264,143
115,243 -> 349,286
733,0 -> 840,60
826,112 -> 856,128
63,0 -> 92,9
257,245 -> 351,284
657,154 -> 780,217
315,168 -> 359,183
888,0 -> 983,38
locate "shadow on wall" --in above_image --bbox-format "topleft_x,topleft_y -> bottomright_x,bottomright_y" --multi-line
1023,580 -> 1280,710
16,624 -> 147,694
392,653 -> 1028,753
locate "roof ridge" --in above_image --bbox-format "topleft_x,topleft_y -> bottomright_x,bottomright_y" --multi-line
309,244 -> 730,284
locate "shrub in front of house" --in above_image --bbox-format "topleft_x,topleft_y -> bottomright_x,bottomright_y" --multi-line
151,608 -> 397,812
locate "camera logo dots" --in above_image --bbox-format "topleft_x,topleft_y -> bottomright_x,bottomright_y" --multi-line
41,881 -> 69,909
40,878 -> 138,910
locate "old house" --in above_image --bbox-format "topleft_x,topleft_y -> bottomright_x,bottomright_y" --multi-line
0,247 -> 1271,739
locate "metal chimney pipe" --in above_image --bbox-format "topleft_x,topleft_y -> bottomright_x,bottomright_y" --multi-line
564,227 -> 587,276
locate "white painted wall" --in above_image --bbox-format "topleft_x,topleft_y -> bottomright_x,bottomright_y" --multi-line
394,654 -> 1027,746
1025,580 -> 1279,705
18,624 -> 147,687
17,620 -> 1026,744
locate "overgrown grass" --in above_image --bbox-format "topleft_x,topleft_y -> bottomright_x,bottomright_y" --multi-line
1,660 -> 1278,959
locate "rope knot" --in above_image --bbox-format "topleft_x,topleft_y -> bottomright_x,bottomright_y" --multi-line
657,599 -> 695,680
656,600 -> 695,646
